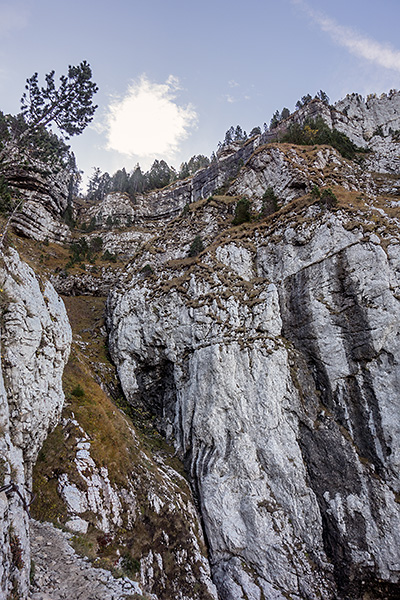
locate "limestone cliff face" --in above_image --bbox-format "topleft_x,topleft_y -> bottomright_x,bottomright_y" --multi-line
0,248 -> 71,599
3,87 -> 400,600
10,164 -> 72,243
107,193 -> 400,599
76,138 -> 262,232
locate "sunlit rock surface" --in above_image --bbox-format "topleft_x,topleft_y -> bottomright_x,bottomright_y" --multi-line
108,200 -> 400,599
0,248 -> 71,599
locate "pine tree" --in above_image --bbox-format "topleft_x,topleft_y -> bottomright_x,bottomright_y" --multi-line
20,61 -> 98,138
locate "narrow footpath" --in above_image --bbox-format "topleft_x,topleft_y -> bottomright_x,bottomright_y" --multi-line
29,520 -> 153,600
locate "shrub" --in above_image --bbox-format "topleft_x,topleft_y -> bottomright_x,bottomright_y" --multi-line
188,235 -> 204,257
101,249 -> 117,262
86,216 -> 97,232
90,236 -> 103,254
62,204 -> 76,228
232,198 -> 251,225
121,553 -> 140,577
281,117 -> 367,160
68,238 -> 89,265
261,187 -> 278,217
310,185 -> 320,199
320,187 -> 337,208
71,384 -> 85,398
0,175 -> 13,213
140,263 -> 153,276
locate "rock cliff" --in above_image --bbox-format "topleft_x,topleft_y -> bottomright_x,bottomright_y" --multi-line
107,187 -> 400,599
30,295 -> 217,600
0,247 -> 71,599
80,91 -> 400,235
9,162 -> 72,243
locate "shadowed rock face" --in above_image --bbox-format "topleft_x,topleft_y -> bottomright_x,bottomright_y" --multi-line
108,208 -> 400,599
9,161 -> 72,243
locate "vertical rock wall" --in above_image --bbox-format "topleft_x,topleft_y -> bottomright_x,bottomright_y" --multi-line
0,248 -> 71,599
107,208 -> 400,599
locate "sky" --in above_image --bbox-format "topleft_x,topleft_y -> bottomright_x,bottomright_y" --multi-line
0,0 -> 399,188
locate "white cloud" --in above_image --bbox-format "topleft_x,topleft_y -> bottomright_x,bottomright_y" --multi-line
224,92 -> 252,104
225,95 -> 236,104
0,3 -> 29,36
293,0 -> 400,72
105,75 -> 197,161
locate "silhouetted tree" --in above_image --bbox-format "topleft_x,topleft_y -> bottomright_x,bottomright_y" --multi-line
280,107 -> 290,120
270,110 -> 281,129
316,90 -> 330,104
295,94 -> 313,110
20,61 -> 98,138
249,126 -> 262,137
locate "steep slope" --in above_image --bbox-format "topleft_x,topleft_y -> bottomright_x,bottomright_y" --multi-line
30,295 -> 218,600
107,186 -> 400,599
0,246 -> 71,599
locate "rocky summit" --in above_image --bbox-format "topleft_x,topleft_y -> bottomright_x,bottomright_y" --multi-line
0,92 -> 400,600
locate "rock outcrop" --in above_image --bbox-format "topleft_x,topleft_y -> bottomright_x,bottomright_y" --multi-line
0,248 -> 71,599
82,92 -> 400,232
107,191 -> 400,599
29,519 -> 155,600
9,161 -> 72,243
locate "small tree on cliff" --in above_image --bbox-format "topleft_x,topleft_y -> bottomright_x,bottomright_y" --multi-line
20,61 -> 98,138
0,62 -> 98,208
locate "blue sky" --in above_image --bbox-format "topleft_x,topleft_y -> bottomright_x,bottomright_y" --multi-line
0,0 -> 399,186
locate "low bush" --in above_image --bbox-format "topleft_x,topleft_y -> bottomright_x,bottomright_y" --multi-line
281,117 -> 368,160
232,198 -> 251,225
261,187 -> 278,217
320,187 -> 337,208
188,235 -> 204,257
71,384 -> 85,398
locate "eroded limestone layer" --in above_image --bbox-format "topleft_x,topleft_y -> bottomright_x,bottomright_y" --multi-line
108,204 -> 400,600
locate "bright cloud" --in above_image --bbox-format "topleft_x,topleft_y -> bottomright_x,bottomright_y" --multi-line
293,0 -> 400,72
106,75 -> 197,160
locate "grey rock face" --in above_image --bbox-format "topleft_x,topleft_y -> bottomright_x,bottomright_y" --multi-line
227,145 -> 371,206
35,412 -> 218,600
11,201 -> 71,243
334,90 -> 400,141
8,161 -> 72,243
0,248 -> 71,599
50,264 -> 123,296
107,203 -> 400,599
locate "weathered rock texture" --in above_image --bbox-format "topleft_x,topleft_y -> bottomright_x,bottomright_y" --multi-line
11,200 -> 71,244
31,295 -> 218,600
0,248 -> 71,599
3,87 -> 400,600
107,191 -> 400,599
9,162 -> 72,243
29,519 -> 156,600
81,92 -> 400,233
